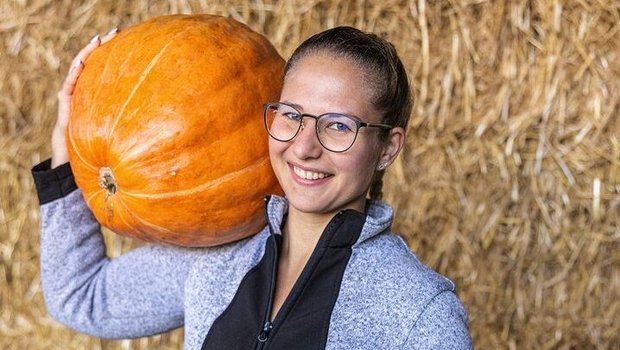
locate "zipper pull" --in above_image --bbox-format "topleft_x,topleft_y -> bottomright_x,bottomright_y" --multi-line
257,321 -> 273,343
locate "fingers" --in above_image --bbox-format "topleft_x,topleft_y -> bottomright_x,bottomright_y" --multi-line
69,34 -> 101,73
59,35 -> 98,99
101,27 -> 119,44
73,27 -> 120,65
59,59 -> 84,98
52,27 -> 120,167
59,28 -> 120,99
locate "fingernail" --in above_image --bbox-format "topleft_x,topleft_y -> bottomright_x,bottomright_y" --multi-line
107,27 -> 119,35
89,34 -> 100,43
70,60 -> 84,73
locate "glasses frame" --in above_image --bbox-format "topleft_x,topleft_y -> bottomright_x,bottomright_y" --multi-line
263,102 -> 393,153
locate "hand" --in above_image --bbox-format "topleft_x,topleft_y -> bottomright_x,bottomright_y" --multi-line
51,28 -> 120,169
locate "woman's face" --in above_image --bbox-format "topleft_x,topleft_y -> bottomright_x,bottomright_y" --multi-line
268,52 -> 398,216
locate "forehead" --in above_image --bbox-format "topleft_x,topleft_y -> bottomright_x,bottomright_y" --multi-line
281,53 -> 379,122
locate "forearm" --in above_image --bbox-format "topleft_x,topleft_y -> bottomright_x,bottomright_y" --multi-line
33,160 -> 192,338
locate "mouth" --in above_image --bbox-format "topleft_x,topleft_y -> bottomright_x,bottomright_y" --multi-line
291,164 -> 333,181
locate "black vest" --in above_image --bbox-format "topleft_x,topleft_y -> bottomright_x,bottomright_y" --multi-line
201,209 -> 366,349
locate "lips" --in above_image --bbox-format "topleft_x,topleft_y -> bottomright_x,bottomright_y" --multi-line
291,164 -> 332,180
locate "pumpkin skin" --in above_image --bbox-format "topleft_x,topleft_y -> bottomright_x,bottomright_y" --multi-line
68,15 -> 284,247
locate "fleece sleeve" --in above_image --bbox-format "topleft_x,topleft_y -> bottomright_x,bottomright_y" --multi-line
32,159 -> 201,339
402,291 -> 473,350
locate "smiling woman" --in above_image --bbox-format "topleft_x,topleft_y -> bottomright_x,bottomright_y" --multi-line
267,50 -> 403,218
31,23 -> 472,349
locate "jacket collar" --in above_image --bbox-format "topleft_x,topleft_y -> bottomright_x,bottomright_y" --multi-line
264,195 -> 393,247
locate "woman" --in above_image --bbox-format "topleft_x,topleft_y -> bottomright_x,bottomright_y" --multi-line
32,26 -> 472,349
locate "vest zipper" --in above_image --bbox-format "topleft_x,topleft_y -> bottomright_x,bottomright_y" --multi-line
255,197 -> 278,349
254,201 -> 347,349
257,321 -> 273,343
254,235 -> 278,349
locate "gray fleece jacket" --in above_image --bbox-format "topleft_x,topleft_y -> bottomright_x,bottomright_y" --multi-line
33,160 -> 472,349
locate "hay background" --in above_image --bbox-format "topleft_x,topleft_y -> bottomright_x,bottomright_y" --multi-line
1,0 -> 618,349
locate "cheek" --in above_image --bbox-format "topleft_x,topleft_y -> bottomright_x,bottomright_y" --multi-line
350,138 -> 382,168
339,149 -> 377,179
268,138 -> 284,159
268,138 -> 289,181
343,143 -> 382,183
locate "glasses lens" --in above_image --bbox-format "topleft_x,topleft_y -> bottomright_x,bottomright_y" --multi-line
317,114 -> 359,152
265,103 -> 301,141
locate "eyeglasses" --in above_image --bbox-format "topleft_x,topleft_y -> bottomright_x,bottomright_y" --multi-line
263,102 -> 392,153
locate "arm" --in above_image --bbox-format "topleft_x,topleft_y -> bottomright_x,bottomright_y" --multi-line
402,291 -> 473,350
33,160 -> 199,339
34,29 -> 194,339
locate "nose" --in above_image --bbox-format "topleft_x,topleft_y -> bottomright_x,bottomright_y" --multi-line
291,116 -> 322,159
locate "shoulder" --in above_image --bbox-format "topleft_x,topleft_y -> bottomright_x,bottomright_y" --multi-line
356,202 -> 452,296
329,232 -> 470,348
189,225 -> 270,276
402,290 -> 472,349
352,233 -> 455,300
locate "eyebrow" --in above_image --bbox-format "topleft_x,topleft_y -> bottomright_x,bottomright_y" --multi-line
279,100 -> 361,120
279,100 -> 304,111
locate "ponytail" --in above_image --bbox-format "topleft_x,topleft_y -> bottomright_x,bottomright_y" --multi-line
368,170 -> 385,201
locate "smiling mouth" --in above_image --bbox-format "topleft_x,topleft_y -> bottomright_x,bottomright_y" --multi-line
292,165 -> 332,180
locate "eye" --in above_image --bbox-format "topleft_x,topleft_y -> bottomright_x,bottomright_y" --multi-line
326,121 -> 352,132
282,112 -> 302,121
322,114 -> 357,133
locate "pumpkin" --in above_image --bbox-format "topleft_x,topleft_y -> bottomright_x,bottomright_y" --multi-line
68,14 -> 284,247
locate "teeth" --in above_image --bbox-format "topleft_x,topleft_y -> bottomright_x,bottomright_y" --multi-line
293,166 -> 329,180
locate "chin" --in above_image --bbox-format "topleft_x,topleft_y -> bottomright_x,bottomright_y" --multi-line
286,193 -> 366,216
286,196 -> 328,214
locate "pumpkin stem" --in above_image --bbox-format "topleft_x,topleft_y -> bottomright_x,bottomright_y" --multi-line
99,167 -> 117,195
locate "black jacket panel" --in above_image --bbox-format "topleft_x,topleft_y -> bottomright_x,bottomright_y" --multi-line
202,209 -> 366,349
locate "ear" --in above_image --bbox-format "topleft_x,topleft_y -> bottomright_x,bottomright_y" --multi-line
377,127 -> 405,171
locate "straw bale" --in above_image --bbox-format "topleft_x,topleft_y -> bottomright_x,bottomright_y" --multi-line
1,0 -> 618,349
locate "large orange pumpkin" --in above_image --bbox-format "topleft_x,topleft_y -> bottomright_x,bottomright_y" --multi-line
68,14 -> 284,247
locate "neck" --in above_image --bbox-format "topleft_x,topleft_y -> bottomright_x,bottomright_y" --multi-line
280,208 -> 333,262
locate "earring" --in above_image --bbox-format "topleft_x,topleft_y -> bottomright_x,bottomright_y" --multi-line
377,162 -> 388,171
